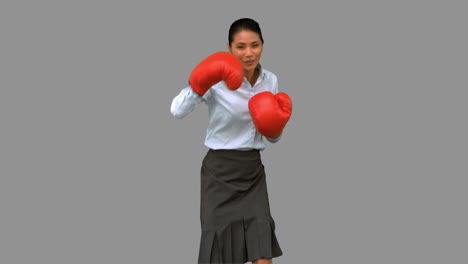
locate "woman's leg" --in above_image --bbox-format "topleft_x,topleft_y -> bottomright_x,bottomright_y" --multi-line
252,258 -> 272,264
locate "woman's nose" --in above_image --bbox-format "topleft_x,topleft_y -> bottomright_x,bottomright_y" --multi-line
245,48 -> 253,57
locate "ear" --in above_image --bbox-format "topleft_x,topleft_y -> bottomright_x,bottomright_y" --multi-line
227,42 -> 232,53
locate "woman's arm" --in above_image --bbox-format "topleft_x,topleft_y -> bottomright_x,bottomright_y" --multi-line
267,76 -> 282,143
170,86 -> 209,119
266,134 -> 282,143
171,52 -> 242,119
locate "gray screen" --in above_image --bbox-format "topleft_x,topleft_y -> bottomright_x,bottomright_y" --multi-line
1,1 -> 467,263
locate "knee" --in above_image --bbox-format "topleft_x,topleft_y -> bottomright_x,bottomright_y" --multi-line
252,258 -> 272,264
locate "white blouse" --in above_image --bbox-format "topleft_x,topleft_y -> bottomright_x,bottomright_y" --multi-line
170,65 -> 281,151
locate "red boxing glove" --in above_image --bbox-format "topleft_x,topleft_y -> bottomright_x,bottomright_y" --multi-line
248,91 -> 292,139
189,52 -> 244,96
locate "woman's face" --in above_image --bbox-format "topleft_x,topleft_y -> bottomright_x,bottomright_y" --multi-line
229,30 -> 263,74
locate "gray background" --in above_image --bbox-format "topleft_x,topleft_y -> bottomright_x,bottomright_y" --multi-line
1,0 -> 467,263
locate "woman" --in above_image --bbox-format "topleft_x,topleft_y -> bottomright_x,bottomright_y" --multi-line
170,18 -> 291,264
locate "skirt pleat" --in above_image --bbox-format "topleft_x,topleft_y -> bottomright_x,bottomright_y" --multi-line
198,149 -> 283,264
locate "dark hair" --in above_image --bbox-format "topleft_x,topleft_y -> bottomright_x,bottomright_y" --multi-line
228,18 -> 264,46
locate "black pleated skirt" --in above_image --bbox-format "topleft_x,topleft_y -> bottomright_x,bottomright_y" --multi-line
198,149 -> 283,264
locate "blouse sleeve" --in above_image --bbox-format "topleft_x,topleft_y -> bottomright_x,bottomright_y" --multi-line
170,85 -> 211,119
266,134 -> 282,143
266,76 -> 282,143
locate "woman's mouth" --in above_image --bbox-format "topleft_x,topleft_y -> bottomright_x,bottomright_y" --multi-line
244,60 -> 255,66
